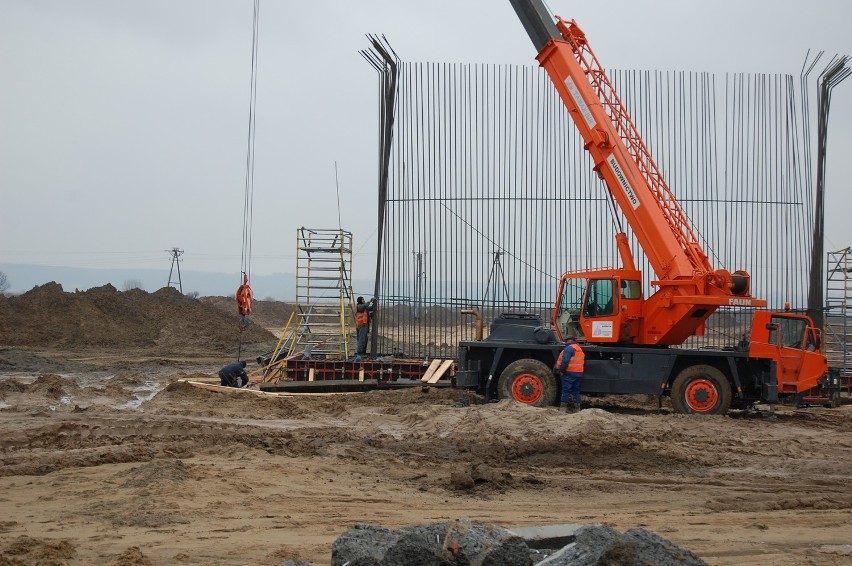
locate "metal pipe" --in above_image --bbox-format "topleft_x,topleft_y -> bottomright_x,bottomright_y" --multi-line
461,309 -> 483,341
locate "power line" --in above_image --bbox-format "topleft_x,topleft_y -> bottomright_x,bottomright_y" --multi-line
166,247 -> 184,293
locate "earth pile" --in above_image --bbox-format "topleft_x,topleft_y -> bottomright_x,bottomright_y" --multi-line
0,282 -> 275,352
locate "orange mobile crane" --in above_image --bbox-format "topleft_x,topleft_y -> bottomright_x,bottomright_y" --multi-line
453,0 -> 841,414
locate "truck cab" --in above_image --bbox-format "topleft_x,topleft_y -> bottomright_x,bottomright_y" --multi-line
553,268 -> 644,344
748,311 -> 828,394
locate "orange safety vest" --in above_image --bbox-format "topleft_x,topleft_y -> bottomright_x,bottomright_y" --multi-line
355,309 -> 369,327
235,275 -> 253,316
556,342 -> 585,374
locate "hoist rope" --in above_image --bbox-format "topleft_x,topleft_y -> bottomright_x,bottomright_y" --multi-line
240,0 -> 260,283
237,0 -> 260,359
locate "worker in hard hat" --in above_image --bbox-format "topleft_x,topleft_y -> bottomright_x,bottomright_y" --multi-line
553,336 -> 585,413
355,296 -> 377,361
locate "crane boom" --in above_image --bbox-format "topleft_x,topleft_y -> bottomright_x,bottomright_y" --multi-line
509,0 -> 765,345
511,0 -> 709,280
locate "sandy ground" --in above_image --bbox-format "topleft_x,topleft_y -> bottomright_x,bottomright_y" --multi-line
1,347 -> 851,566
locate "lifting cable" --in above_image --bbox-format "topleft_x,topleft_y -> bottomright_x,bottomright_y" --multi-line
236,0 -> 261,359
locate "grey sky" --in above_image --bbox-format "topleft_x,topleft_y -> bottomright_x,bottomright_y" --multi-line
1,0 -> 850,287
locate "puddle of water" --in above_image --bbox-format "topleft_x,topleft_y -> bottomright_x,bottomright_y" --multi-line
115,381 -> 162,409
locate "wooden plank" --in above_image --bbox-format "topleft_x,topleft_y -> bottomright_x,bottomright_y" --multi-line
180,379 -> 352,397
420,359 -> 443,382
308,368 -> 315,382
427,359 -> 455,384
359,368 -> 365,382
184,377 -> 220,384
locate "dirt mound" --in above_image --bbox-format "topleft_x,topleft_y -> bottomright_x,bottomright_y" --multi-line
0,378 -> 27,393
0,283 -> 275,352
361,387 -> 483,408
119,459 -> 191,488
148,382 -> 482,421
149,381 -> 314,419
84,498 -> 189,528
110,546 -> 152,566
28,374 -> 75,399
1,535 -> 76,564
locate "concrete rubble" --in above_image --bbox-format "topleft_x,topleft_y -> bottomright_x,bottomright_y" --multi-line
535,524 -> 708,566
315,520 -> 708,566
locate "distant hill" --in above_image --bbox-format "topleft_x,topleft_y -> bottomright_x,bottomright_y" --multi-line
0,263 -> 375,302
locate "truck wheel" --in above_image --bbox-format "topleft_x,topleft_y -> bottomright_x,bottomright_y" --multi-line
671,365 -> 732,415
497,359 -> 559,407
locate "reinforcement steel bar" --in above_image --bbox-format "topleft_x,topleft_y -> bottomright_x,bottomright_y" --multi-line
364,46 -> 828,359
807,54 -> 851,329
360,36 -> 399,357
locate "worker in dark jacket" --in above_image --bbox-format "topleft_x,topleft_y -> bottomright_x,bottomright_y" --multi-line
218,360 -> 249,388
355,296 -> 377,361
553,337 -> 585,413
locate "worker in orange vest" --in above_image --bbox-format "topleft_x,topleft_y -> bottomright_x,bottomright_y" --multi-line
355,296 -> 377,361
553,336 -> 585,413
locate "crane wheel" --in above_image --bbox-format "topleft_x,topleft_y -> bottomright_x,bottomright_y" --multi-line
671,365 -> 732,415
497,359 -> 559,407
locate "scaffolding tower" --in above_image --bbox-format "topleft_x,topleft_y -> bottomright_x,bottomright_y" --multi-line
824,247 -> 851,384
291,228 -> 355,359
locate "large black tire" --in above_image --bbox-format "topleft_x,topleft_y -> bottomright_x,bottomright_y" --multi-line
671,365 -> 732,415
497,359 -> 559,407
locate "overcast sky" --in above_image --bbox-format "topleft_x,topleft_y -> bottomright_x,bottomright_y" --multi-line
1,0 -> 850,286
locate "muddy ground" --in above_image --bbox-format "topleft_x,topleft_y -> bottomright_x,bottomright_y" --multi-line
1,287 -> 851,565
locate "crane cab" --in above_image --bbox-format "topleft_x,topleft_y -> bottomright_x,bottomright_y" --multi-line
553,268 -> 643,344
748,311 -> 828,394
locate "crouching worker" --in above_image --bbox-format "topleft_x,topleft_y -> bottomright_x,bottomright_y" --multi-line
553,336 -> 585,413
219,360 -> 249,388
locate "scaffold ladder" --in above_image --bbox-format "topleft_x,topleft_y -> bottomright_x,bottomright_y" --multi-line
292,228 -> 356,359
825,247 -> 851,388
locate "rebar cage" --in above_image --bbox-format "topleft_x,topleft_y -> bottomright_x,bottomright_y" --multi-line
372,63 -> 821,359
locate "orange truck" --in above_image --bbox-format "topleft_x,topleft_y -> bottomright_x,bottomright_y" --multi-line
453,0 -> 840,414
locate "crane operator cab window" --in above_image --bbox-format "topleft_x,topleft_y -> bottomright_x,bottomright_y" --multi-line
620,279 -> 641,300
556,279 -> 585,339
768,316 -> 808,350
583,279 -> 615,317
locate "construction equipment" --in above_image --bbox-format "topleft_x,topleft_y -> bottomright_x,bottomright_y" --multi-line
250,227 -> 461,392
292,228 -> 356,359
800,247 -> 852,406
453,0 -> 837,414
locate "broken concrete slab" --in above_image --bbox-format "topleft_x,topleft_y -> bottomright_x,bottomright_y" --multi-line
332,519 -> 538,566
331,521 -> 707,566
506,524 -> 585,550
331,520 -> 706,566
331,524 -> 399,566
536,524 -> 707,566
